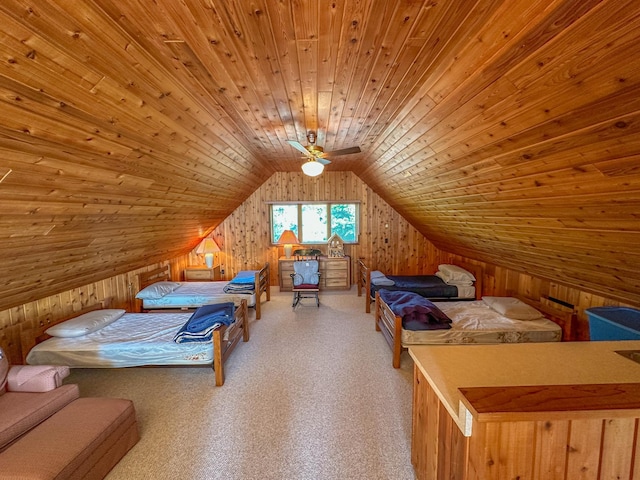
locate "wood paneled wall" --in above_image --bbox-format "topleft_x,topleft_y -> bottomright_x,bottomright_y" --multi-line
0,171 -> 635,363
0,254 -> 189,364
210,172 -> 442,281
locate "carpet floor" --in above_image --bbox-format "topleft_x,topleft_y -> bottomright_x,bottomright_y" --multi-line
66,287 -> 416,480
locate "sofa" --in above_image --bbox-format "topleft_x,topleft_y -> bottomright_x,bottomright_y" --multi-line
0,348 -> 139,479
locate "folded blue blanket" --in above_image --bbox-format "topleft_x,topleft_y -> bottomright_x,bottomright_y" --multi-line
229,270 -> 257,285
173,302 -> 235,343
223,283 -> 255,293
379,290 -> 452,325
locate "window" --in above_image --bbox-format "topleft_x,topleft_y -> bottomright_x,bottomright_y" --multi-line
270,202 -> 359,244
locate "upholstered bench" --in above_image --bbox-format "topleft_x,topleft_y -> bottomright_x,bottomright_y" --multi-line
0,396 -> 139,479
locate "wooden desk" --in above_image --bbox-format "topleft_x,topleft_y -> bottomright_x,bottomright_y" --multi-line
278,255 -> 350,291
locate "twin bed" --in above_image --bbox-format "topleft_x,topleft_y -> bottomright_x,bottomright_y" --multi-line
357,259 -> 483,313
375,290 -> 575,368
136,263 -> 270,319
21,298 -> 249,386
19,263 -> 271,387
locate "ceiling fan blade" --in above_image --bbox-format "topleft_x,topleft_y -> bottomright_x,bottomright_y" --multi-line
317,158 -> 331,166
287,140 -> 313,157
326,146 -> 361,156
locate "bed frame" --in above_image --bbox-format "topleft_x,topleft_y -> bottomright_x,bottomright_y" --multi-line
20,297 -> 249,386
375,291 -> 577,368
137,262 -> 271,319
356,258 -> 483,313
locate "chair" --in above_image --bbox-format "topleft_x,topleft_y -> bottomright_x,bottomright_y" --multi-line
291,252 -> 321,308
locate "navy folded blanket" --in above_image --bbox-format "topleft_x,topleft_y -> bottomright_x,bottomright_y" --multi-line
379,290 -> 452,330
174,302 -> 235,343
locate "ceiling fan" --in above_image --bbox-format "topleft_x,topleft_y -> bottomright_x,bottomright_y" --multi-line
287,131 -> 361,176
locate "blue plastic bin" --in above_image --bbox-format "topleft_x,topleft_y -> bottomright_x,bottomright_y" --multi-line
586,307 -> 640,341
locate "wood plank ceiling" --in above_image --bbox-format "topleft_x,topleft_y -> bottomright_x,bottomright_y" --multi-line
1,0 -> 639,309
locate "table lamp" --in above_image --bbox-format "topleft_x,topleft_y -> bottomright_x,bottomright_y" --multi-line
277,229 -> 299,259
196,237 -> 221,268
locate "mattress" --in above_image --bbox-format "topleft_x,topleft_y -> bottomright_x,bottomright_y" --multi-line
26,312 -> 220,367
400,300 -> 562,345
141,281 -> 256,309
371,275 -> 475,299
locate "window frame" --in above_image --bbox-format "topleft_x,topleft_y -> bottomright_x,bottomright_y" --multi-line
269,201 -> 360,245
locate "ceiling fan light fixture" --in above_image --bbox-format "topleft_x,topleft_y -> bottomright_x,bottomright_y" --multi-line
301,159 -> 324,177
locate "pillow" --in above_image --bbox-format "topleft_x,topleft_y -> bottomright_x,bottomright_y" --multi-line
174,302 -> 235,343
135,281 -> 181,299
370,271 -> 395,286
438,264 -> 476,283
0,348 -> 8,395
482,296 -> 544,320
7,365 -> 70,392
45,309 -> 126,337
435,271 -> 473,287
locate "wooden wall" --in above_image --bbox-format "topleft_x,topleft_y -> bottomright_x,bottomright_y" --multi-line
1,171 -> 635,363
0,255 -> 189,365
210,171 -> 442,281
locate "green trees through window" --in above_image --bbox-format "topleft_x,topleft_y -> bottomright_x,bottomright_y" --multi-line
271,202 -> 359,244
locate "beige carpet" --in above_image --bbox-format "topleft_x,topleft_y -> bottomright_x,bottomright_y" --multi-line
66,287 -> 416,480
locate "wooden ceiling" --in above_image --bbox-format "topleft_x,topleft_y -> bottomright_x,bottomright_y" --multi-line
1,0 -> 639,309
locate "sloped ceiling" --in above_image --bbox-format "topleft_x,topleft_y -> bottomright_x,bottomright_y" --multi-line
1,0 -> 639,309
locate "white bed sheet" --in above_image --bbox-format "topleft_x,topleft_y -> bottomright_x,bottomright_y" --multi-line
453,285 -> 475,299
401,300 -> 562,345
141,281 -> 256,309
26,312 -> 219,367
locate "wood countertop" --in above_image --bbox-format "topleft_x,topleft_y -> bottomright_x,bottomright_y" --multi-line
409,340 -> 640,436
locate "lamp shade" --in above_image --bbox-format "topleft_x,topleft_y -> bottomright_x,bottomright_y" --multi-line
276,229 -> 299,259
195,237 -> 220,268
301,160 -> 324,177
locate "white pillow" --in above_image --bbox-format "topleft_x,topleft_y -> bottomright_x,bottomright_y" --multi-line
135,281 -> 181,299
435,271 -> 473,286
45,309 -> 126,337
482,297 -> 544,321
437,264 -> 476,283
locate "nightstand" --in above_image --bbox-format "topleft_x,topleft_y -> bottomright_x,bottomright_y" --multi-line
183,265 -> 221,281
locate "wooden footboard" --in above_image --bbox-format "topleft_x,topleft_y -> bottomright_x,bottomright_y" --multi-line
357,258 -> 373,313
375,291 -> 404,368
254,262 -> 270,320
213,298 -> 249,386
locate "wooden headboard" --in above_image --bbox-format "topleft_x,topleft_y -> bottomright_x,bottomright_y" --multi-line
138,265 -> 171,289
20,297 -> 113,364
513,294 -> 577,341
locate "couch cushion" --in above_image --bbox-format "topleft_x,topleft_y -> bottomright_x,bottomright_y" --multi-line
0,383 -> 79,452
0,397 -> 139,479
